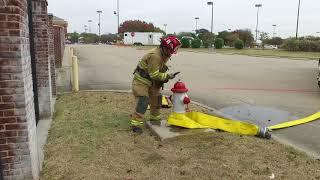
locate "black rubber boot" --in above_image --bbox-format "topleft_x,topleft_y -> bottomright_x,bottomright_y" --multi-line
132,126 -> 143,134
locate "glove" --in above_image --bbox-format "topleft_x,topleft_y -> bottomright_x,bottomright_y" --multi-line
160,65 -> 169,73
168,72 -> 180,80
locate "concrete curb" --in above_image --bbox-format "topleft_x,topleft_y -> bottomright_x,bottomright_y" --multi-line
81,89 -> 132,93
192,100 -> 320,160
57,89 -> 132,95
191,101 -> 236,120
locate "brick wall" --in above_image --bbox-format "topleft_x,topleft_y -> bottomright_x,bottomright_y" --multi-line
48,14 -> 56,96
53,25 -> 65,68
32,0 -> 52,118
0,0 -> 40,179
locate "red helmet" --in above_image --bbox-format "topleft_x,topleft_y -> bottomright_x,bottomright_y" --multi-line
160,36 -> 181,55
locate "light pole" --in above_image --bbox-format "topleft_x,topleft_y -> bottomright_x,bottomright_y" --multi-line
195,17 -> 200,33
97,10 -> 102,43
164,24 -> 167,34
255,4 -> 262,42
88,20 -> 92,33
272,24 -> 277,38
296,0 -> 301,39
117,0 -> 120,34
207,1 -> 214,34
113,0 -> 120,34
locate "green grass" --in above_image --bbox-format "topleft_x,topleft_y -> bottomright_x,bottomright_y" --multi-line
136,46 -> 320,60
192,48 -> 320,60
41,92 -> 320,179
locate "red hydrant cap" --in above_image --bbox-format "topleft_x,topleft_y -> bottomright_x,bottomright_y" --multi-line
183,97 -> 191,104
171,82 -> 188,93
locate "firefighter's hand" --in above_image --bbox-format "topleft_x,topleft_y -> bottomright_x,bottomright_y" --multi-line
160,65 -> 169,73
168,72 -> 180,80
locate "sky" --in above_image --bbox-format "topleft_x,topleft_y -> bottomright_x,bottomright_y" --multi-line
48,0 -> 320,38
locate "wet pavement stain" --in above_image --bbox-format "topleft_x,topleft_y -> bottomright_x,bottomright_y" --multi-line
219,104 -> 299,127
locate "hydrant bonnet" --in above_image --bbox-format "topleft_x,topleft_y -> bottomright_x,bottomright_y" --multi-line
171,82 -> 188,93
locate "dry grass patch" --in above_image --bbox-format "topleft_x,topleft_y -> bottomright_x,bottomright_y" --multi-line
41,92 -> 320,180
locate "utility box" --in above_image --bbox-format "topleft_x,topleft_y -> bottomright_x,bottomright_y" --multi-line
123,32 -> 164,45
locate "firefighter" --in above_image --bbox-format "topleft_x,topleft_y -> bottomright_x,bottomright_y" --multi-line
131,36 -> 181,134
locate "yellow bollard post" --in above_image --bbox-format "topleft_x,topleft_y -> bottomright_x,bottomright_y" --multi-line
72,56 -> 79,92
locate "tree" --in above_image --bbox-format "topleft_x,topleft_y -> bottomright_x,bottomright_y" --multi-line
100,34 -> 118,43
68,32 -> 80,43
181,38 -> 191,48
225,33 -> 239,47
264,37 -> 283,46
234,39 -> 244,49
196,28 -> 210,34
177,32 -> 196,39
197,31 -> 215,48
164,34 -> 175,38
214,38 -> 224,49
304,36 -> 320,41
234,29 -> 254,47
154,27 -> 165,34
217,31 -> 230,44
191,39 -> 201,48
118,20 -> 164,34
259,32 -> 270,42
79,33 -> 99,44
259,32 -> 270,48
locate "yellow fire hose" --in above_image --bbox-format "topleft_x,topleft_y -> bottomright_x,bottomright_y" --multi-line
268,112 -> 320,130
167,111 -> 320,139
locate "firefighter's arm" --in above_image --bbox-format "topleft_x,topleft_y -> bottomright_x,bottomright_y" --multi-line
147,56 -> 169,82
160,64 -> 169,73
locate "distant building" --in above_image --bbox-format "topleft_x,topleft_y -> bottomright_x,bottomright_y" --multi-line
123,32 -> 164,45
53,16 -> 68,68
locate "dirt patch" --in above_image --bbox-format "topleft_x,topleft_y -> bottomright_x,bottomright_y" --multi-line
41,92 -> 320,179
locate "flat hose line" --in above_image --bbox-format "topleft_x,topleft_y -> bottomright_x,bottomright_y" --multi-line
167,111 -> 320,138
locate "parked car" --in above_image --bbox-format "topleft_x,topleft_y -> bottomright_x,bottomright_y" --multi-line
264,45 -> 278,49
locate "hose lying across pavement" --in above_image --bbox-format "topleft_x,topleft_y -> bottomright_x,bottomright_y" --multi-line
167,111 -> 320,139
268,112 -> 320,130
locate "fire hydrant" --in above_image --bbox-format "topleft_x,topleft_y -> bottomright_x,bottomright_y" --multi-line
171,81 -> 191,114
168,81 -> 271,139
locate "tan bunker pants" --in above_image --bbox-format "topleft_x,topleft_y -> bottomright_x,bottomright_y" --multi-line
131,79 -> 162,125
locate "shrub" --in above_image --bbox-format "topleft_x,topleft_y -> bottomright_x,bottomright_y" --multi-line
281,37 -> 320,52
282,38 -> 301,51
234,39 -> 244,49
181,38 -> 191,48
191,39 -> 201,48
214,38 -> 224,49
199,32 -> 215,48
310,41 -> 320,52
298,40 -> 311,51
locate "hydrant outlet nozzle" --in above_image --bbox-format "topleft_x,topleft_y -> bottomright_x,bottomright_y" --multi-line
257,127 -> 272,139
